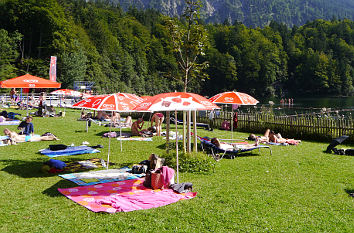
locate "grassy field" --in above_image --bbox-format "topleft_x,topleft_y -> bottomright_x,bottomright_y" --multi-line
0,108 -> 353,232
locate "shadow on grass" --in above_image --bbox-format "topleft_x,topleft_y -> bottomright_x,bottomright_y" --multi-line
0,158 -> 112,178
345,189 -> 354,197
0,159 -> 55,178
224,152 -> 263,159
156,142 -> 183,150
42,180 -> 77,197
156,142 -> 264,158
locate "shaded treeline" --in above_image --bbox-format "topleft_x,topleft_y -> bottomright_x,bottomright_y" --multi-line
0,0 -> 353,98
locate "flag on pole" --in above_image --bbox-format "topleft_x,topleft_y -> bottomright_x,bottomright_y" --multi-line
49,56 -> 57,82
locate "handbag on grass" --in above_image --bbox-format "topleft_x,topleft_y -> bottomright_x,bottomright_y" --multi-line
151,171 -> 164,190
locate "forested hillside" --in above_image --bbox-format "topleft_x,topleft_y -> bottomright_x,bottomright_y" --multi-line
108,0 -> 354,27
0,0 -> 353,98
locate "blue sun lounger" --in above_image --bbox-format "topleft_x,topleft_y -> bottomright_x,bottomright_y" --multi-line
198,136 -> 272,160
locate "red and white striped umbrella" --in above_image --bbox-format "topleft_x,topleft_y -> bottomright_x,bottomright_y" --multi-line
134,92 -> 219,112
209,91 -> 259,105
73,93 -> 143,112
51,89 -> 83,97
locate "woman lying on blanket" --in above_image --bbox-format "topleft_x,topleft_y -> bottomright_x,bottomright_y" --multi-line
211,138 -> 259,151
3,128 -> 58,145
248,129 -> 301,145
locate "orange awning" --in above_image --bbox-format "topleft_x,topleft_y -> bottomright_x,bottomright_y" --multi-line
0,74 -> 61,88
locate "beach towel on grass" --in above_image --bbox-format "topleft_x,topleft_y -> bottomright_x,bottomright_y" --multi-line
0,120 -> 20,126
58,178 -> 196,213
40,146 -> 100,157
59,158 -> 108,173
266,142 -> 289,146
59,168 -> 144,186
0,137 -> 8,146
116,137 -> 152,141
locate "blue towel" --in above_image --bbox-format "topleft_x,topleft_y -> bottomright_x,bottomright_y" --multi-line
48,159 -> 66,169
40,146 -> 100,157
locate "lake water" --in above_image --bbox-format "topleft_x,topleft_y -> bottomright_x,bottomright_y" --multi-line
266,97 -> 354,109
241,97 -> 354,117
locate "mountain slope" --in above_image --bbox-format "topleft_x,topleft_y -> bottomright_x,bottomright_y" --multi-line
106,0 -> 354,27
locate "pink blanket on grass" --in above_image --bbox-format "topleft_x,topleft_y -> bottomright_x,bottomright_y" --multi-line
58,178 -> 196,213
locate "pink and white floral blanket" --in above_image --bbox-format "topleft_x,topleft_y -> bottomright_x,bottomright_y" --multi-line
58,178 -> 196,213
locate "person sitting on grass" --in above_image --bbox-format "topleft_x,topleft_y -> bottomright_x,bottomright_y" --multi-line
3,128 -> 58,145
96,111 -> 110,121
18,116 -> 34,136
80,110 -> 92,120
122,116 -> 133,127
111,112 -> 121,126
131,118 -> 151,137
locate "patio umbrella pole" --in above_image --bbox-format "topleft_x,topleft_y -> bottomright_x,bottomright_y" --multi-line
120,124 -> 122,152
166,111 -> 170,153
175,110 -> 179,184
26,93 -> 29,116
107,124 -> 112,170
231,107 -> 233,140
63,96 -> 66,114
193,110 -> 197,152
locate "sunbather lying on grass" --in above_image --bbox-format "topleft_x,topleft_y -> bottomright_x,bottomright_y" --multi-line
248,129 -> 301,145
3,128 -> 58,145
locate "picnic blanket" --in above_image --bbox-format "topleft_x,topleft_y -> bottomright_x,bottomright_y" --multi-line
45,158 -> 108,174
0,136 -> 9,140
59,168 -> 144,186
40,146 -> 100,157
58,178 -> 197,213
116,137 -> 152,141
266,142 -> 289,146
102,132 -> 131,138
0,137 -> 8,146
0,120 -> 20,126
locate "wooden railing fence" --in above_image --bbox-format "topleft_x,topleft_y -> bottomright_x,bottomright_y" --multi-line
197,111 -> 354,143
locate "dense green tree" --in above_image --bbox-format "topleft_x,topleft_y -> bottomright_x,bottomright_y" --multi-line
0,0 -> 353,97
58,45 -> 88,89
165,0 -> 209,92
0,29 -> 22,80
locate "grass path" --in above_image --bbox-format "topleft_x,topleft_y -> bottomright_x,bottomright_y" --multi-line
0,108 -> 353,232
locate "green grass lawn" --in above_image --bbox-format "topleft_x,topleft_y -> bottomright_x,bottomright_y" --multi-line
0,108 -> 353,232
